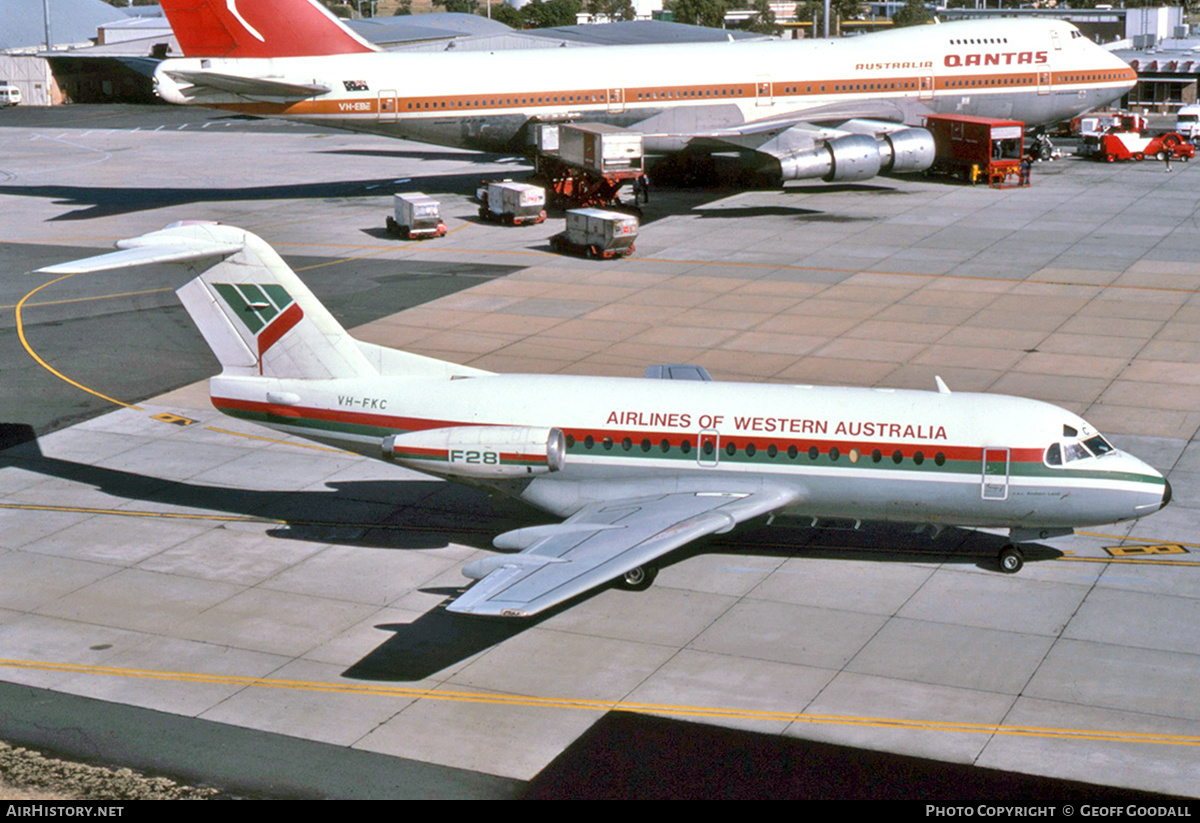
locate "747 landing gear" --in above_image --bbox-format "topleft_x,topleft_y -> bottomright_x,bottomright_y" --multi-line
615,564 -> 659,591
998,545 -> 1024,574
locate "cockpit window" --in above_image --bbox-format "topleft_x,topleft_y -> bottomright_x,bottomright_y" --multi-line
1064,442 -> 1091,462
1045,433 -> 1117,467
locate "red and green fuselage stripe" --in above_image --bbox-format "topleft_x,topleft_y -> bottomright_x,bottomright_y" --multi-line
211,396 -> 1164,486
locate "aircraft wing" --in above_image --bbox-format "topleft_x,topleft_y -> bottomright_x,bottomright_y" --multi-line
677,108 -> 935,182
162,69 -> 331,99
689,112 -> 923,152
447,485 -> 799,618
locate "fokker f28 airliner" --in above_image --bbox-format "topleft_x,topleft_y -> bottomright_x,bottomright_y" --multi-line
41,223 -> 1170,618
152,0 -> 1136,185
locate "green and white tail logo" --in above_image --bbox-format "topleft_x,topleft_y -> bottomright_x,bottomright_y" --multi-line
213,282 -> 305,373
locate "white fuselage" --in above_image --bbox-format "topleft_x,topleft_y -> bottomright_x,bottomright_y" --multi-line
208,370 -> 1168,532
156,19 -> 1136,152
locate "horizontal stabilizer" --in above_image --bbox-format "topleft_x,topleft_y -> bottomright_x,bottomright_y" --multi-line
43,222 -> 378,381
164,70 -> 331,99
37,237 -> 242,275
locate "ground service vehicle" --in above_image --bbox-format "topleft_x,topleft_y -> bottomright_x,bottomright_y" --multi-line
478,181 -> 546,226
1095,131 -> 1193,163
924,115 -> 1025,186
1174,104 -> 1200,142
0,85 -> 21,106
386,193 -> 447,240
550,208 -> 638,259
1071,111 -> 1146,138
534,123 -> 644,208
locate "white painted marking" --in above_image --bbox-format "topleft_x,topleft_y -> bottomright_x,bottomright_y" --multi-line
227,0 -> 266,43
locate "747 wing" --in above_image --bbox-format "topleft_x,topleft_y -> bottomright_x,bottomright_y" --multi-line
448,485 -> 800,618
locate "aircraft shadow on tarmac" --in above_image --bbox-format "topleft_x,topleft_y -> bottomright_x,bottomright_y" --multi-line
693,205 -> 878,222
0,424 -> 1062,682
346,523 -> 1061,682
0,169 -> 500,221
0,423 -> 514,553
0,168 -> 904,224
317,148 -> 503,162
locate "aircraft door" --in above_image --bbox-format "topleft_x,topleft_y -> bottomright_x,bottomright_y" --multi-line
982,448 -> 1010,501
756,76 -> 773,107
379,90 -> 398,122
607,88 -> 625,114
698,430 -> 720,468
919,73 -> 934,101
1037,69 -> 1051,96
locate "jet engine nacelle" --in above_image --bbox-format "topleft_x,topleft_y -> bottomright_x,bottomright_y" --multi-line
878,128 -> 937,174
383,425 -> 566,478
778,129 -> 935,183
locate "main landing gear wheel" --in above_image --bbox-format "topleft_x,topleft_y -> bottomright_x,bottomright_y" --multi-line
616,565 -> 658,591
998,545 -> 1024,574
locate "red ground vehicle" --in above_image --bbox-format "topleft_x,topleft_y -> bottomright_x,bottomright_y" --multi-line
924,115 -> 1026,187
1070,111 -> 1147,138
532,123 -> 644,208
1095,132 -> 1194,163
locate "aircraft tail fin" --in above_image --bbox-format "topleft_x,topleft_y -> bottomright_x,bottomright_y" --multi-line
159,0 -> 378,58
40,222 -> 377,381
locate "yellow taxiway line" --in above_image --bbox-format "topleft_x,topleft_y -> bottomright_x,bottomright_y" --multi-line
0,656 -> 1196,747
14,272 -> 143,411
12,248 -> 389,413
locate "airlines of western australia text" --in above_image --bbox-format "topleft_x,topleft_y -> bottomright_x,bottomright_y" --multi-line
604,411 -> 948,440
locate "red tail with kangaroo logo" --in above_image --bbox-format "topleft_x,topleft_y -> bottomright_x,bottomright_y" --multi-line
159,0 -> 377,58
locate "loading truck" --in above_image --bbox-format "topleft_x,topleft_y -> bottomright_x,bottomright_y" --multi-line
924,114 -> 1025,186
478,181 -> 546,226
532,123 -> 644,208
549,208 -> 638,259
386,193 -> 447,240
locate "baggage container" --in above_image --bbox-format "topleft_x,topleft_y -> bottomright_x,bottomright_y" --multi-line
557,123 -> 643,174
386,192 -> 447,239
480,181 -> 546,225
550,208 -> 638,259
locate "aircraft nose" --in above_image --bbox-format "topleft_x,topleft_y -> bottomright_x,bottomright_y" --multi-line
1162,478 -> 1173,510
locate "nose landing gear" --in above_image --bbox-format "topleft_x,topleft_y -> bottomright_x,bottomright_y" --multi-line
998,545 -> 1025,574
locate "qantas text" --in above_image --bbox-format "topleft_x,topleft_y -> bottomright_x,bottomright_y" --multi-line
945,51 -> 1048,67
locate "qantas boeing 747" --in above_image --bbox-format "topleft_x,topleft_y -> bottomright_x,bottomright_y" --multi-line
151,0 -> 1137,185
40,224 -> 1170,617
